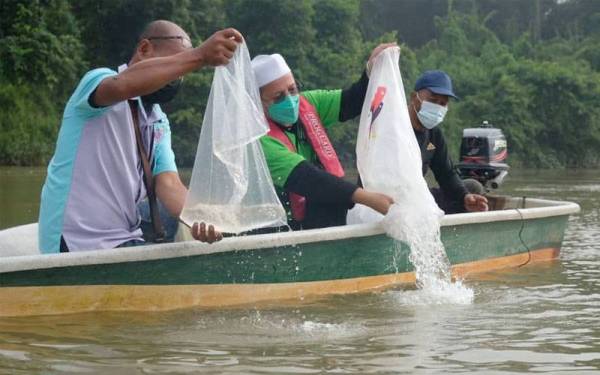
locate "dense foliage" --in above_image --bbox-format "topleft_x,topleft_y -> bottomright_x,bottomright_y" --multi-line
1,0 -> 599,168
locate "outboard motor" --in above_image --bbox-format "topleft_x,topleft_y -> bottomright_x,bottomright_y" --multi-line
457,121 -> 509,190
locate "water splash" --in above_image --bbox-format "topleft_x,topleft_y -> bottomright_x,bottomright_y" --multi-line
383,188 -> 474,304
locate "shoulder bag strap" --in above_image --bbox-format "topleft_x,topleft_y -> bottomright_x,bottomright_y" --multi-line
128,100 -> 165,243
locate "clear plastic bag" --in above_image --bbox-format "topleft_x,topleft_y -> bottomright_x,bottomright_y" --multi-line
180,42 -> 287,234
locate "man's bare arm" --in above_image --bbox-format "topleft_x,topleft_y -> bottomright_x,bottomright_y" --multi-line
92,28 -> 243,107
155,171 -> 188,217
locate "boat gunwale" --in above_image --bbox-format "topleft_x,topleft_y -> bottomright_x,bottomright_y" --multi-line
0,198 -> 579,274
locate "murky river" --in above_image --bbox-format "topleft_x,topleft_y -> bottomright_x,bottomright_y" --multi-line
0,167 -> 598,374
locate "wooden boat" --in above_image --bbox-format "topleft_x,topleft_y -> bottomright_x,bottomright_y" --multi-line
0,196 -> 579,317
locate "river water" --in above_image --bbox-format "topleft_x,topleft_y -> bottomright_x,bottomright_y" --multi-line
0,167 -> 598,374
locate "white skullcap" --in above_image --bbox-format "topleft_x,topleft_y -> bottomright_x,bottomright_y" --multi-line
251,54 -> 291,88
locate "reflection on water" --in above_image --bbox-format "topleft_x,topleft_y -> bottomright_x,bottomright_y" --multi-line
0,168 -> 599,373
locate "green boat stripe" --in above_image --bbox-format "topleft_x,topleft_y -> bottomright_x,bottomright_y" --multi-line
0,216 -> 567,287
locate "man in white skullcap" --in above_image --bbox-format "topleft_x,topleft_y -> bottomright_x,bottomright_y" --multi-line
252,43 -> 397,230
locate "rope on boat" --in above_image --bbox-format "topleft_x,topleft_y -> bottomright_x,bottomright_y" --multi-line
517,196 -> 532,267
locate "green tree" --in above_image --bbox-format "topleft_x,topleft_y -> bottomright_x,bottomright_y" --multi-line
0,0 -> 85,95
225,0 -> 316,80
1,0 -> 599,168
0,0 -> 85,165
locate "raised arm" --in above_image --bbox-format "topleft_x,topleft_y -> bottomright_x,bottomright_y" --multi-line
92,28 -> 243,107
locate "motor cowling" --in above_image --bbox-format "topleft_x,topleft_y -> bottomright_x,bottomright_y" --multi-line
457,121 -> 509,189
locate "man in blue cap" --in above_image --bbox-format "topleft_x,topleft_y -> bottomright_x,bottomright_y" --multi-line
408,70 -> 488,213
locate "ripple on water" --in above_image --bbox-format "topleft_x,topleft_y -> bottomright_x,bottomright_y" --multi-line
383,282 -> 474,306
515,184 -> 600,193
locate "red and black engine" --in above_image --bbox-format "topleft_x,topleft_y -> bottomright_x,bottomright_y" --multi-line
456,121 -> 509,190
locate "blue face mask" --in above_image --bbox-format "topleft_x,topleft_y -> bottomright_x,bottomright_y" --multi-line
415,93 -> 448,129
268,95 -> 300,126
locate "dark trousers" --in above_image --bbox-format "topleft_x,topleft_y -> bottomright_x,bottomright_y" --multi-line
137,199 -> 178,243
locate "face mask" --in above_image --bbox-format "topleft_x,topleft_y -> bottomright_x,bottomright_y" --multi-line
268,95 -> 300,126
141,77 -> 183,105
415,93 -> 448,129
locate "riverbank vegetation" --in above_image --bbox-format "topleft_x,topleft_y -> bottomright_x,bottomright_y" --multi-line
1,0 -> 599,168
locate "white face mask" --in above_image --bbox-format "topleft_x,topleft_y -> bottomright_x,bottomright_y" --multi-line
415,93 -> 448,129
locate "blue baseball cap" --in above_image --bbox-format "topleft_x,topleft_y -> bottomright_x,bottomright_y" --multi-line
414,70 -> 458,99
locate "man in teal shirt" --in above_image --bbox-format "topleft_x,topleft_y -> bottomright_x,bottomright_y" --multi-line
253,44 -> 396,230
38,20 -> 241,252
